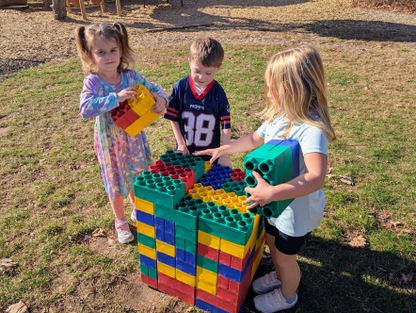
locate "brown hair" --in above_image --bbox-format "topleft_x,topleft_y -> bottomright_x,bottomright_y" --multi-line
260,46 -> 336,141
189,37 -> 224,68
75,23 -> 135,74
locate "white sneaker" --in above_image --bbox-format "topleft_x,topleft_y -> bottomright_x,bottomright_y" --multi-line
254,288 -> 297,313
115,218 -> 134,244
131,208 -> 137,222
252,271 -> 282,294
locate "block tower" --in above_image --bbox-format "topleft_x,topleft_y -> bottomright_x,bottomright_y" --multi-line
133,140 -> 298,313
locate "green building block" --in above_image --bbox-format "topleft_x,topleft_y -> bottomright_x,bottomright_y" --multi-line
244,145 -> 293,187
175,224 -> 198,254
198,202 -> 254,245
140,263 -> 157,280
138,232 -> 156,249
243,141 -> 297,218
197,254 -> 218,273
134,170 -> 185,209
221,178 -> 247,196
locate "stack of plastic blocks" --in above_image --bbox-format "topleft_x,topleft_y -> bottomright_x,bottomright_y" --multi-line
133,154 -> 265,313
110,84 -> 162,137
243,139 -> 300,219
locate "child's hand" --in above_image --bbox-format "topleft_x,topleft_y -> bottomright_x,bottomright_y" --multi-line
243,171 -> 274,210
218,155 -> 232,167
176,145 -> 190,155
194,147 -> 222,164
117,87 -> 138,103
151,93 -> 167,114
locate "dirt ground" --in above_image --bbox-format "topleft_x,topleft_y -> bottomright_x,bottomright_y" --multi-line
0,0 -> 415,79
1,0 -> 415,312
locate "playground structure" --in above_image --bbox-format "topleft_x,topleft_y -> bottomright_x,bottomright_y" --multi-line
133,140 -> 299,312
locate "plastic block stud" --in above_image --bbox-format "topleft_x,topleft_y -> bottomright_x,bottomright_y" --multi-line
159,150 -> 205,182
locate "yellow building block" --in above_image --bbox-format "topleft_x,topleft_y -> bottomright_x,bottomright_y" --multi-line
135,197 -> 154,215
124,84 -> 161,137
196,266 -> 217,294
252,235 -> 265,280
219,214 -> 261,258
158,261 -> 176,278
176,269 -> 196,287
128,84 -> 155,116
138,243 -> 156,260
156,239 -> 176,257
204,161 -> 212,173
198,230 -> 220,250
137,221 -> 155,238
125,110 -> 161,137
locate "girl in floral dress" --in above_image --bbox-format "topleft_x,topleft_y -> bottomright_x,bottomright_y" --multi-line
75,23 -> 167,243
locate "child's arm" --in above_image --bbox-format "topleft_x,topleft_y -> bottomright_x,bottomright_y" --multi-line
170,121 -> 189,154
80,75 -> 140,118
217,128 -> 232,167
194,131 -> 264,163
243,152 -> 328,209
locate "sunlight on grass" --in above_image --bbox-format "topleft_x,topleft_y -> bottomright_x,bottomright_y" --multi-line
0,44 -> 415,312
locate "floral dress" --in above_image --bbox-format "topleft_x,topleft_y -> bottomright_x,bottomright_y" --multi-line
80,69 -> 167,200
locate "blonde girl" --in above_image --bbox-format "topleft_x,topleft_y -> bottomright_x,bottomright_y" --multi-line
195,45 -> 335,312
75,23 -> 167,244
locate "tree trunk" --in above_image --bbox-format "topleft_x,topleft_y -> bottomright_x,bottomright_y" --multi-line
52,0 -> 66,20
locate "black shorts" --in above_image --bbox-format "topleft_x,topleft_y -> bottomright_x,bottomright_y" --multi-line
264,220 -> 310,255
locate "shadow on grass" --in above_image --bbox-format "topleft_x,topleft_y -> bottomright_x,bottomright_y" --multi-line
304,20 -> 416,42
125,0 -> 416,43
243,236 -> 416,313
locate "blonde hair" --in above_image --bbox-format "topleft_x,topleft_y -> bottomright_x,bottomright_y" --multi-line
75,23 -> 135,74
260,46 -> 336,141
189,37 -> 224,68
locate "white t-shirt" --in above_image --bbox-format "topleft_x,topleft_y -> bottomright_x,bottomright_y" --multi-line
256,114 -> 328,237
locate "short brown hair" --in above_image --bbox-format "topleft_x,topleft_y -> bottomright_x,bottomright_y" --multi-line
189,37 -> 224,68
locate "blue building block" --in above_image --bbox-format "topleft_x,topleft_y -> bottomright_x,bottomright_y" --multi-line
157,251 -> 176,267
137,210 -> 155,226
218,248 -> 254,282
155,217 -> 175,245
200,164 -> 233,190
139,254 -> 157,269
176,247 -> 197,275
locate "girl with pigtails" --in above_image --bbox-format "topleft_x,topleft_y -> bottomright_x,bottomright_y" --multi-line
75,23 -> 168,243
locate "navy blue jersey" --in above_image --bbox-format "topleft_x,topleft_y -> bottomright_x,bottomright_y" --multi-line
164,76 -> 231,160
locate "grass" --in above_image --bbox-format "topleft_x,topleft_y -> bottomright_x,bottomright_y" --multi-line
0,43 -> 415,313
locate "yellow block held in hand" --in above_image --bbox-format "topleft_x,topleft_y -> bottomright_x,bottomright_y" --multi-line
125,84 -> 161,137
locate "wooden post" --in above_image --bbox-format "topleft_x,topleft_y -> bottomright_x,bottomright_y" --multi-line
115,0 -> 122,17
52,0 -> 67,20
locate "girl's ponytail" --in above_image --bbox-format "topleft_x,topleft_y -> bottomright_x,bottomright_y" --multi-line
113,23 -> 134,70
113,22 -> 129,51
75,26 -> 94,74
75,26 -> 87,54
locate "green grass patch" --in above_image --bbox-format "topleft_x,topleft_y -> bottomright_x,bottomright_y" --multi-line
0,44 -> 415,313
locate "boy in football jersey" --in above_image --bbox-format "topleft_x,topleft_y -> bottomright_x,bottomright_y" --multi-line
164,37 -> 231,166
